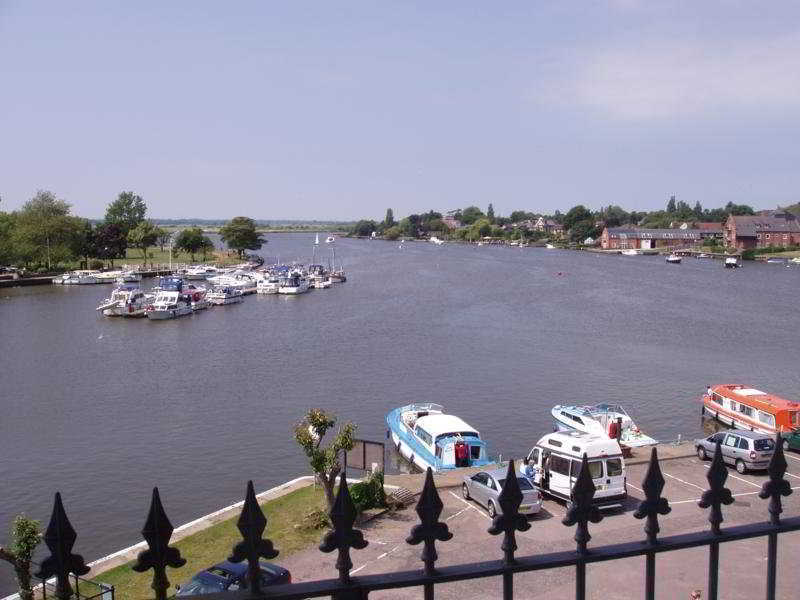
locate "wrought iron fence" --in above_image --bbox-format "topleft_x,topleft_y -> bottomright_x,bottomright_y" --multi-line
23,437 -> 797,600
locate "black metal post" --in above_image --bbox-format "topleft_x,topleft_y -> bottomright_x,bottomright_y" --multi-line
766,532 -> 777,600
645,551 -> 655,600
424,581 -> 434,600
503,571 -> 514,600
576,560 -> 586,600
708,541 -> 719,600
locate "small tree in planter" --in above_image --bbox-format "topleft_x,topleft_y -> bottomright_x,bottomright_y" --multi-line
293,409 -> 356,510
0,515 -> 42,600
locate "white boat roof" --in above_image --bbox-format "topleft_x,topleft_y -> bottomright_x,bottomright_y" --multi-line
734,388 -> 766,397
537,431 -> 622,457
415,414 -> 479,438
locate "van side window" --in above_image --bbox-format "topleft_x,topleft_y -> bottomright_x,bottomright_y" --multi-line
606,458 -> 623,477
549,455 -> 570,475
724,435 -> 738,447
736,437 -> 749,450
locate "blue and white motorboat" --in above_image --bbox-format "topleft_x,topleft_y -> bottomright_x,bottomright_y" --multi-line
386,404 -> 492,472
551,403 -> 657,448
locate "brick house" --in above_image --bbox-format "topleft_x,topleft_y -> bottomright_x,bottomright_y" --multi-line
600,227 -> 704,250
724,213 -> 800,249
442,215 -> 462,230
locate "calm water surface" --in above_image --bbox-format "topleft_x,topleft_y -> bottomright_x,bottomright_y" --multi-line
2,234 -> 799,592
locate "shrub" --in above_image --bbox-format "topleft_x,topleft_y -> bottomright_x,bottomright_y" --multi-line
741,249 -> 756,260
89,260 -> 105,270
349,471 -> 386,514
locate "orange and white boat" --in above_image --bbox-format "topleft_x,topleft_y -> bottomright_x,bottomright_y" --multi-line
702,385 -> 800,435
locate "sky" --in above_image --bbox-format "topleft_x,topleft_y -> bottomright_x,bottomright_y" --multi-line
1,1 -> 799,220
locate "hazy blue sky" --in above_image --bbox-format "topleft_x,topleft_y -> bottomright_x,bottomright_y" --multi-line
2,1 -> 799,220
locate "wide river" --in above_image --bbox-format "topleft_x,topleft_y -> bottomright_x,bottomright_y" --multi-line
2,234 -> 799,592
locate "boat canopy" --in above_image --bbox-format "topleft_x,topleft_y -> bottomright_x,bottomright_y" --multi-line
416,414 -> 479,439
159,277 -> 183,291
564,404 -> 630,419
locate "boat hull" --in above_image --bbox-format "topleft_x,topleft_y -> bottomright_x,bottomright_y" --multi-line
701,402 -> 777,436
208,296 -> 242,305
147,306 -> 193,320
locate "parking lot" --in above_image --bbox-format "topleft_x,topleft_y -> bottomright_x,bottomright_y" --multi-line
283,443 -> 800,599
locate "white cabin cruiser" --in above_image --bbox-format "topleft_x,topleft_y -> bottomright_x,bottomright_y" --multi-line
53,270 -> 101,285
116,270 -> 142,283
725,256 -> 741,268
278,272 -> 309,295
552,403 -> 657,448
184,265 -> 219,280
665,254 -> 681,264
620,249 -> 639,256
96,285 -> 153,317
386,404 -> 491,472
207,286 -> 243,305
146,278 -> 193,320
256,274 -> 282,294
94,271 -> 123,283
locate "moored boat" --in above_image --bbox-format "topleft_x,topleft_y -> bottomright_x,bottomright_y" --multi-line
665,254 -> 681,264
386,403 -> 492,472
116,270 -> 142,283
620,249 -> 639,256
551,404 -> 657,447
256,274 -> 282,294
96,284 -> 153,317
207,286 -> 244,305
702,385 -> 800,439
53,270 -> 101,285
278,272 -> 309,294
725,256 -> 741,268
146,278 -> 193,320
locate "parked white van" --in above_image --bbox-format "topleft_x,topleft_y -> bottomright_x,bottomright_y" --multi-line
526,431 -> 627,509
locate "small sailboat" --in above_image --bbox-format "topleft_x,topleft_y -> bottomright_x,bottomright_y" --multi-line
325,235 -> 335,244
314,233 -> 320,246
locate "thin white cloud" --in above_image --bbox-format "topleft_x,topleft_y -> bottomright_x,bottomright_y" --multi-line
546,33 -> 800,119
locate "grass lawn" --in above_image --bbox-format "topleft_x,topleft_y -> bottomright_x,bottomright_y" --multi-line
754,250 -> 800,258
91,484 -> 326,599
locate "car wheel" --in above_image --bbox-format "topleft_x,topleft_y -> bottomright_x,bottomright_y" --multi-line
462,483 -> 470,500
736,459 -> 747,474
697,446 -> 707,460
487,500 -> 496,518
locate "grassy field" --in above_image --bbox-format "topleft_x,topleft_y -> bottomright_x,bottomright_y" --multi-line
90,484 -> 326,599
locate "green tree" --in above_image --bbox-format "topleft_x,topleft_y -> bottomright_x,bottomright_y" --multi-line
460,206 -> 484,225
569,219 -> 598,243
127,220 -> 160,264
351,220 -> 378,237
666,195 -> 677,213
562,205 -> 593,233
154,226 -> 170,252
383,225 -> 402,240
105,191 -> 146,235
199,236 -> 215,261
93,223 -> 127,266
693,201 -> 703,219
384,208 -> 395,228
0,210 -> 16,265
293,409 -> 357,510
487,203 -> 495,223
15,190 -> 74,269
68,218 -> 96,268
219,217 -> 265,257
174,227 -> 213,262
0,515 -> 42,600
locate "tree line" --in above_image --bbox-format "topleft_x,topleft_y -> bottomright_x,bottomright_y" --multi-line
0,191 -> 266,271
350,197 -> 757,244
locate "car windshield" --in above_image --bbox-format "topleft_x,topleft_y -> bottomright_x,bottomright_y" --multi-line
754,438 -> 775,451
177,577 -> 225,596
498,477 -> 534,490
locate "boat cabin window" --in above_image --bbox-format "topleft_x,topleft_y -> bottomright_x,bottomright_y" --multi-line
415,427 -> 433,446
435,446 -> 442,459
606,458 -> 623,477
710,393 -> 724,406
470,445 -> 481,459
791,411 -> 799,427
549,455 -> 570,476
529,448 -> 540,464
758,411 -> 776,427
547,439 -> 563,448
737,404 -> 755,418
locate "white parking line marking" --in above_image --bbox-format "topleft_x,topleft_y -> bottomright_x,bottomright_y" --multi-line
446,507 -> 470,521
627,483 -> 644,493
669,485 -> 800,505
783,453 -> 800,463
448,491 -> 491,520
663,471 -> 706,491
701,464 -> 761,488
784,471 -> 800,480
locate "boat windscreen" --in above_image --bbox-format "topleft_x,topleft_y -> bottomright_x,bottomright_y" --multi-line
590,404 -> 628,417
435,432 -> 480,446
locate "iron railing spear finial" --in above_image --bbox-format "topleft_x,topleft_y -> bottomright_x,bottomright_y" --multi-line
407,467 -> 453,576
228,480 -> 279,594
35,493 -> 89,600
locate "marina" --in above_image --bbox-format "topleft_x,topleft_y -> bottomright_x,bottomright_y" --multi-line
2,234 -> 800,595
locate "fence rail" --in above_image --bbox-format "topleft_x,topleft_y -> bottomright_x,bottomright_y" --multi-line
17,437 -> 796,600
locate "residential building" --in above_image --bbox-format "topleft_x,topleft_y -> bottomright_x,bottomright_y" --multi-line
600,227 -> 704,250
724,213 -> 800,249
533,217 -> 564,236
441,215 -> 462,230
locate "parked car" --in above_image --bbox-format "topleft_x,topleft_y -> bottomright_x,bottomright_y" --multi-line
462,467 -> 542,517
176,560 -> 290,596
696,430 -> 774,474
782,430 -> 800,452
